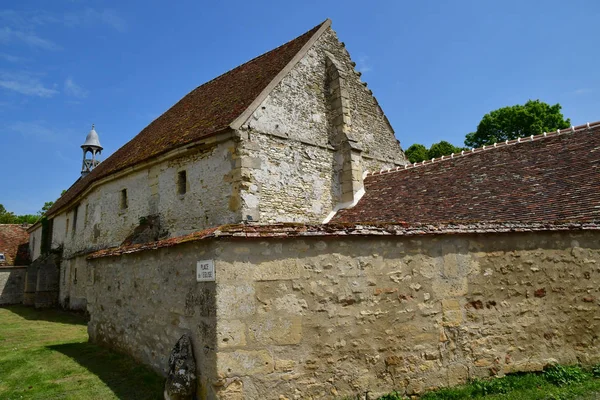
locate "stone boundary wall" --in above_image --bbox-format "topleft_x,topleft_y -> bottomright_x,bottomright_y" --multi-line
34,254 -> 60,308
23,263 -> 37,306
86,230 -> 600,399
87,242 -> 219,398
213,231 -> 600,399
0,266 -> 26,305
60,255 -> 89,311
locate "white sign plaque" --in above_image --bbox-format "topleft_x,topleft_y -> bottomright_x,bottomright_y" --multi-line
196,259 -> 215,282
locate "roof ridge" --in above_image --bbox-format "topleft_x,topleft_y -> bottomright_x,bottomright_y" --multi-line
190,19 -> 329,96
46,19 -> 330,218
368,121 -> 600,177
229,19 -> 331,129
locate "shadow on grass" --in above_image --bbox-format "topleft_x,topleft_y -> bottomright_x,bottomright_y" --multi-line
47,342 -> 164,400
1,305 -> 88,325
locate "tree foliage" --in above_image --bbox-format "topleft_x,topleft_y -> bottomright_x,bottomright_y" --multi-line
0,191 -> 65,224
37,190 -> 66,216
0,204 -> 38,224
428,141 -> 462,159
465,100 -> 571,148
405,141 -> 464,163
404,144 -> 429,163
39,201 -> 54,215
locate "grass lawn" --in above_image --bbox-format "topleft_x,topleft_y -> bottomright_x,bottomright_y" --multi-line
0,305 -> 164,399
379,365 -> 600,400
3,304 -> 600,400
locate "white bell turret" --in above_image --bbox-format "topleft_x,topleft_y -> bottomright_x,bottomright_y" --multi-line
81,124 -> 103,176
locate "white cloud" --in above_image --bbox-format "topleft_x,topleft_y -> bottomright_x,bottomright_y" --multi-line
0,71 -> 58,97
356,56 -> 372,74
64,78 -> 88,98
73,8 -> 127,32
573,88 -> 592,95
1,8 -> 127,31
0,26 -> 61,51
0,10 -> 29,29
7,121 -> 62,142
0,53 -> 23,63
0,8 -> 126,51
54,150 -> 77,164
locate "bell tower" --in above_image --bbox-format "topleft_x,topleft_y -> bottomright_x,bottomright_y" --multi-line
81,124 -> 103,177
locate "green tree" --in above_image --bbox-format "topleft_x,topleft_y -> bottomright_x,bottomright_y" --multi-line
405,141 -> 465,163
0,204 -> 17,224
428,141 -> 463,159
0,204 -> 37,224
405,143 -> 429,163
465,100 -> 570,148
15,215 -> 39,224
39,201 -> 55,216
36,190 -> 66,216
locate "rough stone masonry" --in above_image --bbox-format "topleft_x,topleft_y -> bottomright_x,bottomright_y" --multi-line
87,229 -> 600,399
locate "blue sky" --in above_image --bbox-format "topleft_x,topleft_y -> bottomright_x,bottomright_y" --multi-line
1,0 -> 599,215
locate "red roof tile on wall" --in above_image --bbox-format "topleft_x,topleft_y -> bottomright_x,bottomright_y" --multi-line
48,21 -> 327,216
331,124 -> 600,225
0,225 -> 30,266
88,221 -> 600,260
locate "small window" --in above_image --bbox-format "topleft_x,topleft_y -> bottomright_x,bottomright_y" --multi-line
66,218 -> 69,235
120,189 -> 128,209
0,253 -> 5,262
72,205 -> 79,234
84,204 -> 89,227
177,170 -> 187,195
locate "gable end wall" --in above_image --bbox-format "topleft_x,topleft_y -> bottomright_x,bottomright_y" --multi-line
237,27 -> 407,223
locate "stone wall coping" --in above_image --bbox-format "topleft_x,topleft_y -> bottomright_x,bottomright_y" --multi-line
87,221 -> 600,260
0,265 -> 28,270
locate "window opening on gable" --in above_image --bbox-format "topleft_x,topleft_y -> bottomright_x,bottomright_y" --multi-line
84,204 -> 89,227
66,218 -> 70,235
177,170 -> 187,195
120,189 -> 128,209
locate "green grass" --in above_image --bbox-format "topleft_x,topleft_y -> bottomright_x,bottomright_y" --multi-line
0,305 -> 164,399
377,365 -> 600,400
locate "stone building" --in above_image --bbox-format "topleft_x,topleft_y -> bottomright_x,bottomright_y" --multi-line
0,224 -> 30,305
27,19 -> 600,399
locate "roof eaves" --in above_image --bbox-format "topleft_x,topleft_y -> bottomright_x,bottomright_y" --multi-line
46,127 -> 235,218
27,220 -> 42,233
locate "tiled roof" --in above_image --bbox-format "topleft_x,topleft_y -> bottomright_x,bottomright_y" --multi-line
331,122 -> 600,225
87,221 -> 600,260
48,20 -> 328,216
0,224 -> 30,266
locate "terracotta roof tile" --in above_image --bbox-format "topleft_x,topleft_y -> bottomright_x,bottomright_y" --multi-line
331,122 -> 600,225
48,20 -> 327,216
0,224 -> 30,266
87,221 -> 600,260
